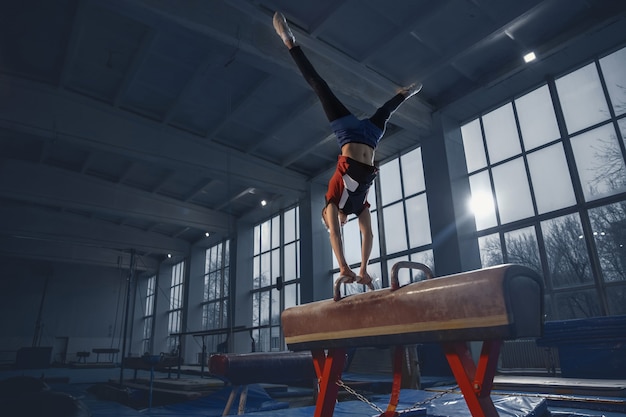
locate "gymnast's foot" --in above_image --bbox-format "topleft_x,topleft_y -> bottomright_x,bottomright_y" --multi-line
273,12 -> 295,48
399,82 -> 423,99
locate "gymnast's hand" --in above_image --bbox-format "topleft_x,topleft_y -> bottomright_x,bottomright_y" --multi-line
357,270 -> 375,291
339,266 -> 358,283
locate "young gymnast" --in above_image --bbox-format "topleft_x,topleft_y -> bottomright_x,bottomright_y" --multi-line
273,12 -> 422,288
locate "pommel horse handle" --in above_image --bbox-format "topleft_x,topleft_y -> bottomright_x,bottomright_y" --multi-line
390,261 -> 434,290
333,262 -> 433,301
333,276 -> 354,301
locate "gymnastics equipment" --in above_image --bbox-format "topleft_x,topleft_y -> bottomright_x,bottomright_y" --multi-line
282,262 -> 544,417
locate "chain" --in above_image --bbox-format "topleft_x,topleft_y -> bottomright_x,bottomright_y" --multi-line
402,385 -> 459,412
336,379 -> 385,413
336,380 -> 460,415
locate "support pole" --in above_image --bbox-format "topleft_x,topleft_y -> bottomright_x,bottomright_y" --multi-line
119,249 -> 136,385
32,274 -> 50,347
442,340 -> 502,417
312,348 -> 347,417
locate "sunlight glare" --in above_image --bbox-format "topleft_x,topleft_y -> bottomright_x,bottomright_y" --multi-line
469,191 -> 495,218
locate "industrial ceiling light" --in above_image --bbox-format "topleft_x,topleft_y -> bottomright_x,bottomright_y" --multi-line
523,51 -> 536,63
261,199 -> 267,207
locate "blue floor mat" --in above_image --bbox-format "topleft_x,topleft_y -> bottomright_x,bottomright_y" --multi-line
142,384 -> 289,416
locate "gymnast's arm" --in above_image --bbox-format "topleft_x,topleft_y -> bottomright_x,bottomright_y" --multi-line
357,208 -> 374,281
324,203 -> 356,280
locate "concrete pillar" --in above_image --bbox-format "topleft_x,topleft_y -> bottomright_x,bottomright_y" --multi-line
422,111 -> 480,276
299,182 -> 334,303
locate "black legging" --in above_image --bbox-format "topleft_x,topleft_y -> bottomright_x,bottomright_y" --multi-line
289,46 -> 406,131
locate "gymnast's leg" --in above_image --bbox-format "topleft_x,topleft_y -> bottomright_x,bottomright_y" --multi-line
273,12 -> 351,123
368,83 -> 423,131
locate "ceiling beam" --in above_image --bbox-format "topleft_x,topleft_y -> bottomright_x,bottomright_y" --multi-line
0,75 -> 309,197
0,158 -> 234,234
0,203 -> 189,258
0,235 -> 158,271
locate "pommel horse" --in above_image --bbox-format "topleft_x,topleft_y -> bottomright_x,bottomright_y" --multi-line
281,263 -> 544,417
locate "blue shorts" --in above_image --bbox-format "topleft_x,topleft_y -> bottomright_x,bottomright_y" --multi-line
330,115 -> 384,149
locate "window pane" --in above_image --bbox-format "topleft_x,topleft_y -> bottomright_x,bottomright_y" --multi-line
588,202 -> 626,283
252,293 -> 260,327
367,262 -> 382,289
209,245 -> 216,271
260,252 -> 270,287
469,171 -> 497,230
271,288 -> 280,325
284,283 -> 298,309
492,158 -> 534,224
343,218 -> 361,266
478,233 -> 503,267
254,225 -> 260,255
295,207 -> 300,239
271,326 -> 281,351
383,202 -> 408,254
504,226 -> 541,272
260,220 -> 271,252
410,250 -> 435,278
260,291 -> 269,325
295,241 -> 300,279
368,182 -> 377,211
515,85 -> 561,150
556,62 -> 610,134
380,159 -> 403,205
208,272 -> 218,299
553,289 -> 602,320
406,194 -> 432,248
145,294 -> 154,316
205,249 -> 211,274
271,248 -> 280,286
221,300 -> 229,327
253,256 -> 260,289
370,210 -> 381,259
570,123 -> 626,201
284,208 -> 296,243
482,103 -> 522,164
271,216 -> 280,249
284,242 -> 297,281
204,302 -> 216,329
461,119 -> 487,172
541,213 -> 593,288
401,148 -> 425,196
143,317 -> 152,339
599,46 -> 626,117
388,255 -> 410,287
259,327 -> 269,352
527,144 -> 576,214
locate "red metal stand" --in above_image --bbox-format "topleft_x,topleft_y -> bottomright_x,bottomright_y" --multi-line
442,340 -> 502,417
382,345 -> 404,416
311,348 -> 347,417
311,346 -> 407,417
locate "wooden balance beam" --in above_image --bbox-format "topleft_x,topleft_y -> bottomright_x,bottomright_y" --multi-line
281,262 -> 544,417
